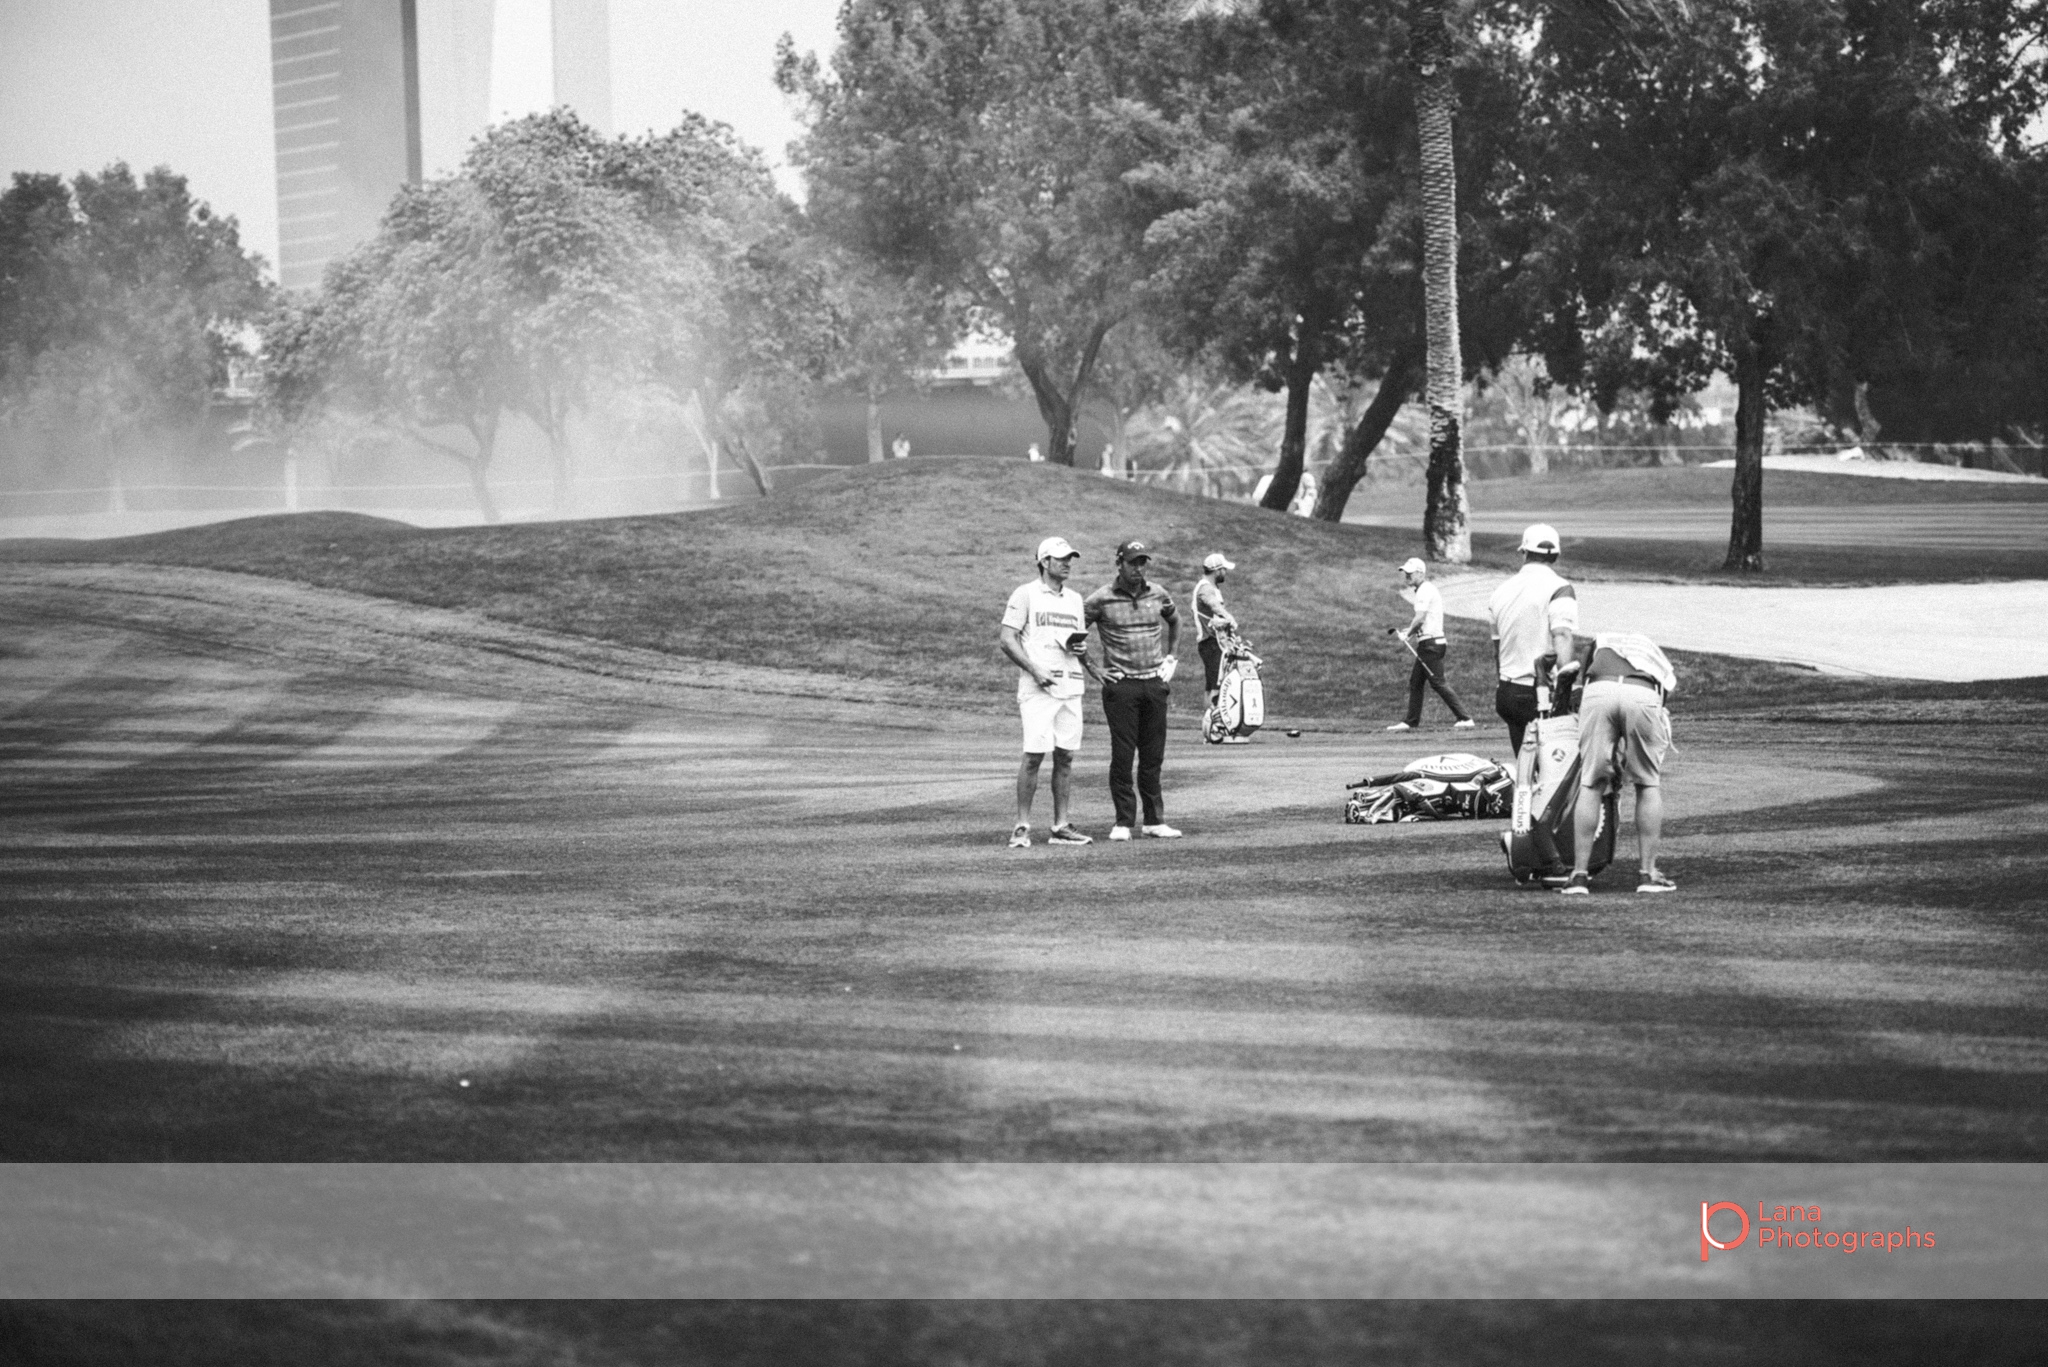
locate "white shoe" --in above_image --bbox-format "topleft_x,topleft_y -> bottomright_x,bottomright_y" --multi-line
1385,722 -> 1412,732
1142,823 -> 1182,838
1453,719 -> 1476,729
1109,826 -> 1133,841
1008,824 -> 1031,849
1221,735 -> 1252,744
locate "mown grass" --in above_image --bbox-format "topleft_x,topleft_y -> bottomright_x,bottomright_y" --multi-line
4,458 -> 2043,719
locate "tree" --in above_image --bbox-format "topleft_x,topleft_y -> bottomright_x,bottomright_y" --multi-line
779,0 -> 1188,466
466,111 -> 670,513
1138,0 -> 1531,523
1406,0 -> 1672,562
1,164 -> 269,490
1529,0 -> 2048,570
263,178 -> 519,522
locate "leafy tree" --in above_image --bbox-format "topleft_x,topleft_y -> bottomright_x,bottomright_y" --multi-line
1139,0 -> 1531,524
1406,0 -> 1672,561
263,178 -> 519,521
1,164 -> 268,488
1529,0 -> 2048,570
779,0 -> 1188,466
604,116 -> 846,496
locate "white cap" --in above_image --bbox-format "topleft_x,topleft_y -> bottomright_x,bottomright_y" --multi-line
1518,523 -> 1561,555
1204,552 -> 1236,572
1036,536 -> 1079,561
1400,557 -> 1427,575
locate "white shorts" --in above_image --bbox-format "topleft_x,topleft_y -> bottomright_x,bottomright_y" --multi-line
1020,688 -> 1083,754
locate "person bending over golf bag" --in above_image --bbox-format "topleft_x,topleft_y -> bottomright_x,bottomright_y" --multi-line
1558,631 -> 1678,895
1386,557 -> 1475,733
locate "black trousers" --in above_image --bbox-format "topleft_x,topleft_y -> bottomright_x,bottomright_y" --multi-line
1199,636 -> 1222,695
1102,676 -> 1170,827
1496,680 -> 1540,755
1403,638 -> 1470,725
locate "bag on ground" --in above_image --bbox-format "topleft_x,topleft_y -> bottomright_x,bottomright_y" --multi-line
1345,752 -> 1514,824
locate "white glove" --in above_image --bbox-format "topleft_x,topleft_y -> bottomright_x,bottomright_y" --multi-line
1159,656 -> 1178,682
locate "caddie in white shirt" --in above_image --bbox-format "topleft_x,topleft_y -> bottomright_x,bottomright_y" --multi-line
1486,523 -> 1580,755
998,537 -> 1098,848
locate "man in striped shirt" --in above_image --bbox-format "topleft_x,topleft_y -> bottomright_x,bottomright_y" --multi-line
1084,539 -> 1183,841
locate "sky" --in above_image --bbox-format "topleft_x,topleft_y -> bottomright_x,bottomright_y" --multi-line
0,0 -> 845,278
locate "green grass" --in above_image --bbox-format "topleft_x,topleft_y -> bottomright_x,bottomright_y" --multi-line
5,459 -> 2042,720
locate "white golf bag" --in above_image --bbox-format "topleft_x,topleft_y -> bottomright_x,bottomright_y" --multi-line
1203,629 -> 1265,744
1500,669 -> 1617,886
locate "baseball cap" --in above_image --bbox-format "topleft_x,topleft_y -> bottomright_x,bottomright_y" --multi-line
1036,536 -> 1080,561
1203,552 -> 1236,572
1518,523 -> 1562,555
1400,556 -> 1428,574
1115,539 -> 1152,563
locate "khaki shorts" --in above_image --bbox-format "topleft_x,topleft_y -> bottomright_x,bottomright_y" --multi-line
1578,680 -> 1671,790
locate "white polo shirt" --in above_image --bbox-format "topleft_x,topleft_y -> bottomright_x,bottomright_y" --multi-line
1487,562 -> 1579,683
1002,579 -> 1088,699
1405,580 -> 1448,641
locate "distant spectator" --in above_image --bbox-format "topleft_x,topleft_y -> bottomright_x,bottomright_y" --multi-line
892,433 -> 911,460
1289,470 -> 1318,517
1028,443 -> 1045,463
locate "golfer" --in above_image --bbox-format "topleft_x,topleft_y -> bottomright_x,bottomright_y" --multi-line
999,537 -> 1096,848
1084,539 -> 1182,840
1386,556 -> 1475,733
1192,552 -> 1244,740
1486,523 -> 1579,755
1559,631 -> 1678,894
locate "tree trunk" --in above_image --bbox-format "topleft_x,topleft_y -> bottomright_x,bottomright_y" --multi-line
1314,345 -> 1420,522
1016,321 -> 1112,466
462,413 -> 501,524
866,383 -> 885,463
1260,346 -> 1318,511
1724,348 -> 1766,573
725,428 -> 772,497
1413,0 -> 1470,564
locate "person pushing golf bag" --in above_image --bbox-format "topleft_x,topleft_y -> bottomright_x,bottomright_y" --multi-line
1500,654 -> 1617,887
1202,626 -> 1265,744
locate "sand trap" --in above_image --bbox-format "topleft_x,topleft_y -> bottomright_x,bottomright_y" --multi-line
1434,576 -> 2048,680
1700,452 -> 2041,482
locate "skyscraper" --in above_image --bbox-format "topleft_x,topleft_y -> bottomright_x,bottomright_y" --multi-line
270,0 -> 612,291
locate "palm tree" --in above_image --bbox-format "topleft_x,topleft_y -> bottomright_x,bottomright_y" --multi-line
1409,0 -> 1671,562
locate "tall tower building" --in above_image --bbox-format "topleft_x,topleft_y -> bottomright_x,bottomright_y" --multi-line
269,0 -> 420,291
271,0 -> 612,291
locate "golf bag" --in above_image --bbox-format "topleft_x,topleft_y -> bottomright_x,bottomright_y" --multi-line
1203,629 -> 1265,744
1500,669 -> 1618,887
1346,753 -> 1514,824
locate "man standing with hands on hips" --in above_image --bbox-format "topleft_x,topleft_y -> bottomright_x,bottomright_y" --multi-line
999,537 -> 1097,848
1486,523 -> 1579,755
1387,556 -> 1476,733
1085,539 -> 1183,840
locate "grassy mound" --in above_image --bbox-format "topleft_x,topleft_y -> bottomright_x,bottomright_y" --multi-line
4,458 -> 2041,718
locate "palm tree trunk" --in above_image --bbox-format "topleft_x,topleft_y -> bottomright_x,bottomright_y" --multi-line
866,381 -> 885,463
1413,0 -> 1470,563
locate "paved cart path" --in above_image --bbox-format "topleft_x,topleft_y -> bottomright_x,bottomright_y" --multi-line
1428,575 -> 2048,679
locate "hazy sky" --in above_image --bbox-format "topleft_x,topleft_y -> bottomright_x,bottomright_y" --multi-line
0,0 -> 845,277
